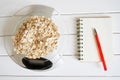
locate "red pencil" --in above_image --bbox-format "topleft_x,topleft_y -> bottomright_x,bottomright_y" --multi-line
94,28 -> 107,71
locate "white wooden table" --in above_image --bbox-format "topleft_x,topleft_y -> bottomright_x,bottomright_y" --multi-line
0,0 -> 120,80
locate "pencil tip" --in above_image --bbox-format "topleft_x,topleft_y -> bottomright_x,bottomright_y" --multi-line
93,28 -> 97,34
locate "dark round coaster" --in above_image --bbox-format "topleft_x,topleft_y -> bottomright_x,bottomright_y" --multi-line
22,57 -> 53,70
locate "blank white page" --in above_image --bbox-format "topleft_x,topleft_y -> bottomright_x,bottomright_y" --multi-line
78,16 -> 113,62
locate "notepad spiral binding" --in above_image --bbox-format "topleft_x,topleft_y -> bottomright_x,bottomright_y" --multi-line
76,19 -> 84,60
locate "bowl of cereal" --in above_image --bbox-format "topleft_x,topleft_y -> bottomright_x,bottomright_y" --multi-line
4,5 -> 61,70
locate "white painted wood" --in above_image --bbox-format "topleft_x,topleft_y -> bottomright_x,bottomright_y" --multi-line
0,0 -> 120,79
0,0 -> 120,16
110,14 -> 120,33
113,34 -> 120,54
0,56 -> 120,76
0,77 -> 120,80
0,37 -> 7,55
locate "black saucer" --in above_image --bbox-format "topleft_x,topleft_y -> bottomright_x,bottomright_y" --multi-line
22,57 -> 53,70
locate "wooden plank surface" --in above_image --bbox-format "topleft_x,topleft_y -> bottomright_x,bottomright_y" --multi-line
0,0 -> 120,79
0,76 -> 120,80
0,0 -> 120,16
0,55 -> 120,76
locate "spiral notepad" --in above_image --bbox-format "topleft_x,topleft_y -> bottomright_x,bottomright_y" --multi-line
76,16 -> 113,62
